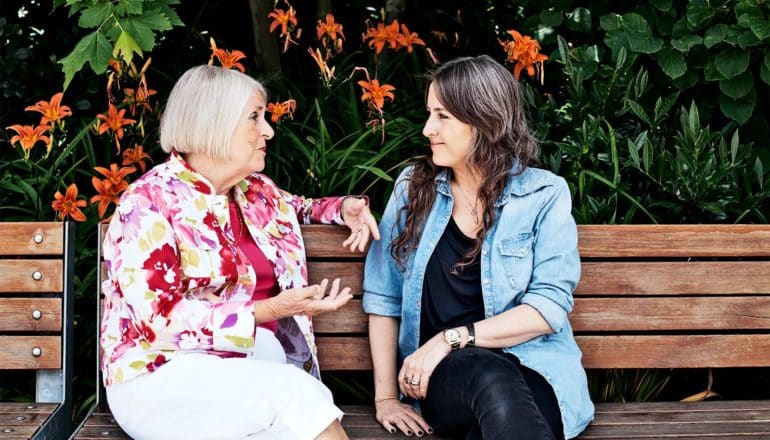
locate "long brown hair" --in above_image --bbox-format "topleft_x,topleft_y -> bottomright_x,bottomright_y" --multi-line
391,55 -> 539,270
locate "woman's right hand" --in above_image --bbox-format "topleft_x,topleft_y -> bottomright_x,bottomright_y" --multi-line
375,398 -> 433,437
257,278 -> 352,320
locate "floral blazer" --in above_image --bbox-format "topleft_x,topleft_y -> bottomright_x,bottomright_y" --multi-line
101,152 -> 346,385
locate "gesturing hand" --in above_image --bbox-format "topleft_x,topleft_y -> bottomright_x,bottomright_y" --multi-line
268,278 -> 352,319
375,398 -> 433,437
341,197 -> 380,252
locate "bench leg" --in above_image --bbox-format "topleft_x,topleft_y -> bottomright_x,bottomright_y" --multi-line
36,369 -> 63,403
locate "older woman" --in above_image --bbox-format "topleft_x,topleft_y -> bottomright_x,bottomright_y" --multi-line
363,56 -> 594,439
101,65 -> 378,440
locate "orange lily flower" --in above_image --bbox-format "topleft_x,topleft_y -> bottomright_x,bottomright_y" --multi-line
90,164 -> 135,219
122,145 -> 152,173
500,30 -> 548,81
6,124 -> 51,159
123,84 -> 157,115
358,79 -> 396,112
209,38 -> 247,73
364,20 -> 400,54
317,14 -> 344,41
96,103 -> 137,152
25,92 -> 72,126
51,183 -> 87,222
268,7 -> 298,35
397,24 -> 425,53
94,163 -> 136,187
266,99 -> 297,123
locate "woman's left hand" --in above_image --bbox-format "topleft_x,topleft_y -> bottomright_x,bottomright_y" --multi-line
397,334 -> 451,400
341,197 -> 380,252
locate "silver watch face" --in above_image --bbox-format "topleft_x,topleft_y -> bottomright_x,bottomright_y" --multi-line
444,328 -> 461,345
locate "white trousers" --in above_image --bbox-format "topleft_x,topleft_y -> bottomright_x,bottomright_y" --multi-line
106,328 -> 343,440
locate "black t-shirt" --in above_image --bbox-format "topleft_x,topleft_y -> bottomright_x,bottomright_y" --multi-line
419,217 -> 485,345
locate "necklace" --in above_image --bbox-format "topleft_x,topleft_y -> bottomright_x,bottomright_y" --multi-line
452,183 -> 481,225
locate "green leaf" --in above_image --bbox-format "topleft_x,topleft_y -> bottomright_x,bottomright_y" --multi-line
737,7 -> 770,40
719,71 -> 753,99
672,68 -> 699,90
730,129 -> 739,164
115,0 -> 144,15
650,0 -> 672,12
354,165 -> 394,181
704,24 -> 729,48
754,158 -> 764,189
719,88 -> 756,124
540,9 -> 563,27
113,31 -> 143,65
687,101 -> 700,134
761,51 -> 770,85
566,7 -> 591,33
78,2 -> 113,28
687,0 -> 714,27
704,60 -> 726,81
627,138 -> 640,166
671,33 -> 703,52
145,0 -> 184,26
625,99 -> 651,125
624,13 -> 664,53
119,10 -> 171,51
58,30 -> 112,90
715,47 -> 749,79
600,13 -> 621,31
658,48 -> 687,79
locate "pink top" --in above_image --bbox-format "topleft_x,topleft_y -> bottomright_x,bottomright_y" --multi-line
229,199 -> 279,333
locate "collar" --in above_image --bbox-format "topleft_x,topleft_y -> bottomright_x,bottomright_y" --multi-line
165,151 -> 218,196
434,162 -> 552,206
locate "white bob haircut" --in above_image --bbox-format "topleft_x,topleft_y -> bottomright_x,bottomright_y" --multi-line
160,65 -> 267,160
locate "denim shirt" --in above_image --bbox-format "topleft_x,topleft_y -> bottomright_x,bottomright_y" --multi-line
363,165 -> 595,439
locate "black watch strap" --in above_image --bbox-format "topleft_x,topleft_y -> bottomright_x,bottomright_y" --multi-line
465,322 -> 476,347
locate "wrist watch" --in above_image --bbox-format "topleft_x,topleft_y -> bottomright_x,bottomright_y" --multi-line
443,328 -> 462,350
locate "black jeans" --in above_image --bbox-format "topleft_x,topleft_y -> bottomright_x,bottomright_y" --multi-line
420,347 -> 564,440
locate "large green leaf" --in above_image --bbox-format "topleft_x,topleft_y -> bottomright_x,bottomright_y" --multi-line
704,24 -> 729,48
566,7 -> 592,33
719,88 -> 756,124
118,10 -> 171,52
736,6 -> 770,40
719,71 -> 753,99
78,2 -> 113,28
687,0 -> 715,27
59,30 -> 112,90
113,31 -> 143,64
714,47 -> 749,79
624,13 -> 664,53
600,13 -> 621,31
114,0 -> 143,15
671,33 -> 703,52
658,48 -> 687,79
540,9 -> 563,27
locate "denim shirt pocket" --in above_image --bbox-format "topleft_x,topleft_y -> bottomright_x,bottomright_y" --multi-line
497,232 -> 535,292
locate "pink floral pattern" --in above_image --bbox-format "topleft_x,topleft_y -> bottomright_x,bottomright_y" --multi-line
101,152 -> 346,385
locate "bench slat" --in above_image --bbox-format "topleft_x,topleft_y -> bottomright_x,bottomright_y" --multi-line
306,261 -> 770,297
300,224 -> 770,258
579,261 -> 770,295
577,225 -> 770,257
0,260 -> 63,293
317,335 -> 770,370
0,299 -> 61,332
0,223 -> 63,256
0,336 -> 61,369
313,296 -> 770,334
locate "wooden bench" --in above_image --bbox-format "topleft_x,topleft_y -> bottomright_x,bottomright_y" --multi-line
0,222 -> 74,440
74,224 -> 770,439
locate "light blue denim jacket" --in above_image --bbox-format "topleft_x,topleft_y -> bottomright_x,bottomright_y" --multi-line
363,165 -> 594,439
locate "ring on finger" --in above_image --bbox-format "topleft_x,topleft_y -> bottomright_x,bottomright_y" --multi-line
410,379 -> 420,386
